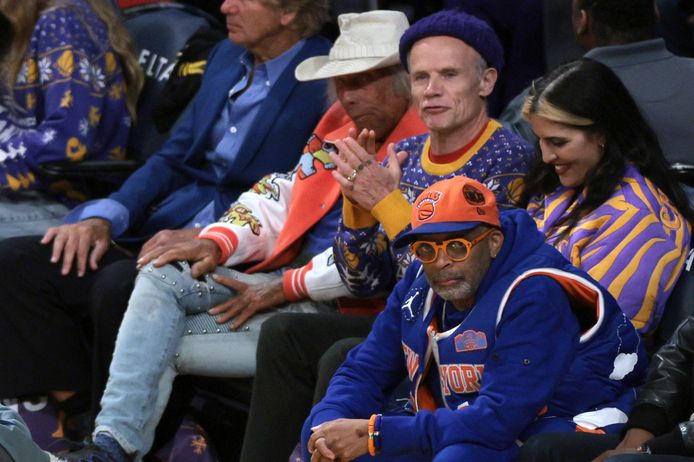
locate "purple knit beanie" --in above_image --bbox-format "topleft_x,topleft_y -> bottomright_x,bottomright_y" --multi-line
399,9 -> 504,72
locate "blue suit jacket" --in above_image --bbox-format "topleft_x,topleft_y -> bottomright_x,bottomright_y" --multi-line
109,36 -> 331,244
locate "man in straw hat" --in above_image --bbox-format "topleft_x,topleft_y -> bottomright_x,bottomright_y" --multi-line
242,9 -> 536,461
60,10 -> 426,462
305,176 -> 646,462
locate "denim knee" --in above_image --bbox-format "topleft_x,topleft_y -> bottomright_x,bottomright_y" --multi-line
136,262 -> 223,314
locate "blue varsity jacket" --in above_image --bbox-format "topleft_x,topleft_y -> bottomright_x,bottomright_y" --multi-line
307,209 -> 647,458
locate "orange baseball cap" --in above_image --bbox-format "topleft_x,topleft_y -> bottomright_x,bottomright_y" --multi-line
393,176 -> 500,247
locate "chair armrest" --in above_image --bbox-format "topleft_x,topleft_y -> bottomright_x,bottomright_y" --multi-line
39,159 -> 141,178
670,163 -> 694,188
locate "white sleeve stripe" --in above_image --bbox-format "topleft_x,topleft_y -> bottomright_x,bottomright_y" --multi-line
204,230 -> 236,257
495,268 -> 606,343
288,268 -> 301,299
290,265 -> 310,298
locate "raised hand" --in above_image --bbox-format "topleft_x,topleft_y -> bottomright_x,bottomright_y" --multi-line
330,129 -> 407,210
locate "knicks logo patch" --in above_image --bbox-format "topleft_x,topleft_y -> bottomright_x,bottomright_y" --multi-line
416,191 -> 442,222
454,330 -> 487,352
462,184 -> 486,205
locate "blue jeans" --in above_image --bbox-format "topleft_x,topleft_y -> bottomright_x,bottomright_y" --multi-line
0,405 -> 51,462
0,192 -> 68,239
95,261 -> 328,461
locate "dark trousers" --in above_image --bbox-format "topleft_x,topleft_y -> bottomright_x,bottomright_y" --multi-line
314,336 -> 365,401
519,432 -> 621,462
0,235 -> 132,412
519,432 -> 694,462
239,312 -> 374,462
607,456 -> 694,461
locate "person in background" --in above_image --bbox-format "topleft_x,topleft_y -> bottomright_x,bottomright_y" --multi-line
304,176 -> 646,462
0,0 -> 331,444
501,0 -> 694,185
570,0 -> 694,169
0,0 -> 142,238
519,58 -> 692,335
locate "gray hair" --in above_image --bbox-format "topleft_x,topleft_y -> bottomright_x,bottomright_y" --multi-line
263,0 -> 330,38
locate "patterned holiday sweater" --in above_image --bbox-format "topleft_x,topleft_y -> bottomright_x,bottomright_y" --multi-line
527,164 -> 691,333
334,120 -> 533,297
0,0 -> 130,200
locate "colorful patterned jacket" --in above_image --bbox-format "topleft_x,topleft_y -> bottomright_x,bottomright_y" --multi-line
0,0 -> 130,200
307,210 -> 647,458
333,121 -> 533,298
528,164 -> 691,334
198,103 -> 426,301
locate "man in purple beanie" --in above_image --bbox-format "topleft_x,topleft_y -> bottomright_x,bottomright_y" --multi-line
333,7 -> 531,301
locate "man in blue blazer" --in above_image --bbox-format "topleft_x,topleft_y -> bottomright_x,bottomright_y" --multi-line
0,0 -> 332,440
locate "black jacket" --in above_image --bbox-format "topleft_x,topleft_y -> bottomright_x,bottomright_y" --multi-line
626,315 -> 694,456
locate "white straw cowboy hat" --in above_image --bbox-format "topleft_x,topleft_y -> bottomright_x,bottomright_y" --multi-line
295,10 -> 410,81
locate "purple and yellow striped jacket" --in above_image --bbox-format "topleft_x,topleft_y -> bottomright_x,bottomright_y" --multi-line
528,164 -> 691,333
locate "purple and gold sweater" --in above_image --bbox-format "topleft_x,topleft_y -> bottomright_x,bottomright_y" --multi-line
0,0 -> 130,200
333,120 -> 533,298
528,164 -> 691,333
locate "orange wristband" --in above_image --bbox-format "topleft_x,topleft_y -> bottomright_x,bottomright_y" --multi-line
368,413 -> 382,456
368,414 -> 377,456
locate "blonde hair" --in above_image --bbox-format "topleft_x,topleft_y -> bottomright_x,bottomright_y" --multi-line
0,0 -> 143,117
522,78 -> 594,127
521,96 -> 594,127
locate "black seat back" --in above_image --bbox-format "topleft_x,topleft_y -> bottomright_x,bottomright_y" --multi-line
122,3 -> 219,161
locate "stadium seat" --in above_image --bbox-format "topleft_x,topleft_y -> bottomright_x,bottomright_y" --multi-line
121,2 -> 220,160
670,162 -> 694,188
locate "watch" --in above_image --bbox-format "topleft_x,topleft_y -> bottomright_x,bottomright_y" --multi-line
637,443 -> 652,455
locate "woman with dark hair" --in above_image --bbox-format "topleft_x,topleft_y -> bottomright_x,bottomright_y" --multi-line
518,58 -> 692,335
0,0 -> 142,238
517,60 -> 694,461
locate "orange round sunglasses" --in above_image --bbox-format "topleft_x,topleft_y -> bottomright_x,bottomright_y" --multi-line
410,228 -> 495,264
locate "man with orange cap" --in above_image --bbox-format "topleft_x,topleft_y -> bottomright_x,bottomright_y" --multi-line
304,176 -> 647,462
